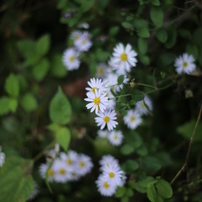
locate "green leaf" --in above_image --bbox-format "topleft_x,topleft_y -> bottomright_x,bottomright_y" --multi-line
109,26 -> 120,36
115,186 -> 126,198
0,97 -> 10,115
121,144 -> 135,155
156,179 -> 173,198
56,127 -> 71,151
32,58 -> 50,81
16,40 -> 35,59
9,98 -> 18,112
138,38 -> 147,55
193,27 -> 202,47
147,183 -> 157,202
177,120 -> 202,142
47,123 -> 61,132
186,43 -> 198,59
49,88 -> 72,125
138,176 -> 155,188
150,6 -> 164,27
5,74 -> 20,97
20,93 -> 38,112
156,28 -> 167,43
80,0 -> 95,12
151,0 -> 160,6
122,160 -> 139,174
165,26 -> 177,49
178,29 -> 191,39
118,75 -> 125,85
36,34 -> 50,57
122,22 -> 133,29
139,54 -> 150,65
50,54 -> 67,78
137,27 -> 150,38
131,89 -> 145,103
141,156 -> 162,173
0,156 -> 34,202
136,145 -> 148,156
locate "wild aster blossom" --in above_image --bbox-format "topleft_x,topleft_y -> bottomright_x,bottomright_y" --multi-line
77,22 -> 89,29
174,53 -> 196,74
123,110 -> 142,130
99,155 -> 119,171
95,109 -> 118,131
108,130 -> 124,146
102,85 -> 116,110
97,129 -> 109,138
111,43 -> 137,75
0,146 -> 5,167
135,95 -> 153,115
39,163 -> 55,182
96,63 -> 108,78
85,78 -> 105,94
85,89 -> 108,114
71,30 -> 83,41
62,48 -> 80,71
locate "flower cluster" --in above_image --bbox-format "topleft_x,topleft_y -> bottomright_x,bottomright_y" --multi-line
97,129 -> 124,146
0,146 -> 5,167
39,149 -> 93,183
63,30 -> 92,71
96,155 -> 126,196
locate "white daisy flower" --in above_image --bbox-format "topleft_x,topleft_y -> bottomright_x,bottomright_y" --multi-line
0,146 -> 5,167
123,110 -> 142,130
102,164 -> 124,186
96,175 -> 117,196
95,109 -> 118,131
39,163 -> 55,182
74,35 -> 92,52
77,23 -> 89,29
97,129 -> 109,138
68,170 -> 80,181
75,154 -> 93,176
102,85 -> 116,110
96,63 -> 108,78
71,30 -> 82,41
135,95 -> 153,115
85,78 -> 105,94
174,53 -> 196,74
111,43 -> 137,75
62,48 -> 80,71
108,130 -> 124,146
85,89 -> 108,114
52,159 -> 69,183
99,155 -> 119,171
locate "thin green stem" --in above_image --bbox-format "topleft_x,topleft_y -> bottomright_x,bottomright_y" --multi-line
135,83 -> 157,89
115,94 -> 131,99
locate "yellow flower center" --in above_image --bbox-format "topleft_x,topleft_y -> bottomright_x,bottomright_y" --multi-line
130,116 -> 135,122
109,172 -> 115,178
82,40 -> 86,45
103,116 -> 110,123
80,161 -> 85,167
59,168 -> 66,175
94,97 -> 100,105
114,134 -> 118,140
183,61 -> 188,68
103,182 -> 109,188
75,35 -> 80,40
67,158 -> 72,165
70,56 -> 75,62
141,102 -> 145,109
97,68 -> 104,75
92,87 -> 98,93
48,169 -> 54,177
120,53 -> 128,61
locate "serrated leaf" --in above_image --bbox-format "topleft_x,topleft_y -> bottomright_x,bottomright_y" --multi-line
32,58 -> 50,81
156,28 -> 167,43
36,34 -> 50,57
156,179 -> 173,198
0,97 -> 10,115
20,93 -> 37,112
131,89 -> 145,103
49,88 -> 72,125
138,38 -> 147,55
147,183 -> 157,202
150,6 -> 164,27
5,74 -> 20,97
56,127 -> 71,151
118,75 -> 125,85
0,157 -> 34,202
137,27 -> 150,38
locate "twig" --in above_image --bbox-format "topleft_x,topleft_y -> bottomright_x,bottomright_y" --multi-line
170,105 -> 202,185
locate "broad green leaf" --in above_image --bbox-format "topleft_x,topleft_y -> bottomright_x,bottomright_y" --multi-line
186,43 -> 198,59
125,188 -> 133,197
122,160 -> 139,174
156,28 -> 167,43
50,54 -> 67,78
36,34 -> 50,57
57,0 -> 67,9
136,145 -> 148,156
56,127 -> 71,152
139,54 -> 150,65
5,74 -> 20,97
150,6 -> 164,27
9,98 -> 18,112
115,186 -> 126,197
137,27 -> 150,38
138,38 -> 147,55
138,176 -> 155,188
156,179 -> 173,198
47,123 -> 61,132
122,22 -> 133,29
193,27 -> 202,47
151,0 -> 160,6
0,156 -> 34,202
89,60 -> 97,76
118,75 -> 125,85
109,26 -> 120,36
141,156 -> 162,173
133,19 -> 148,29
177,120 -> 202,142
16,40 -> 35,59
178,29 -> 191,39
0,97 -> 10,115
131,89 -> 145,103
49,88 -> 72,125
165,26 -> 177,49
32,58 -> 50,81
147,183 -> 157,202
80,0 -> 95,12
20,93 -> 38,112
121,144 -> 135,155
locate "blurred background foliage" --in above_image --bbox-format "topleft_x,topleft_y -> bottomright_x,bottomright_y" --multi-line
0,0 -> 202,201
